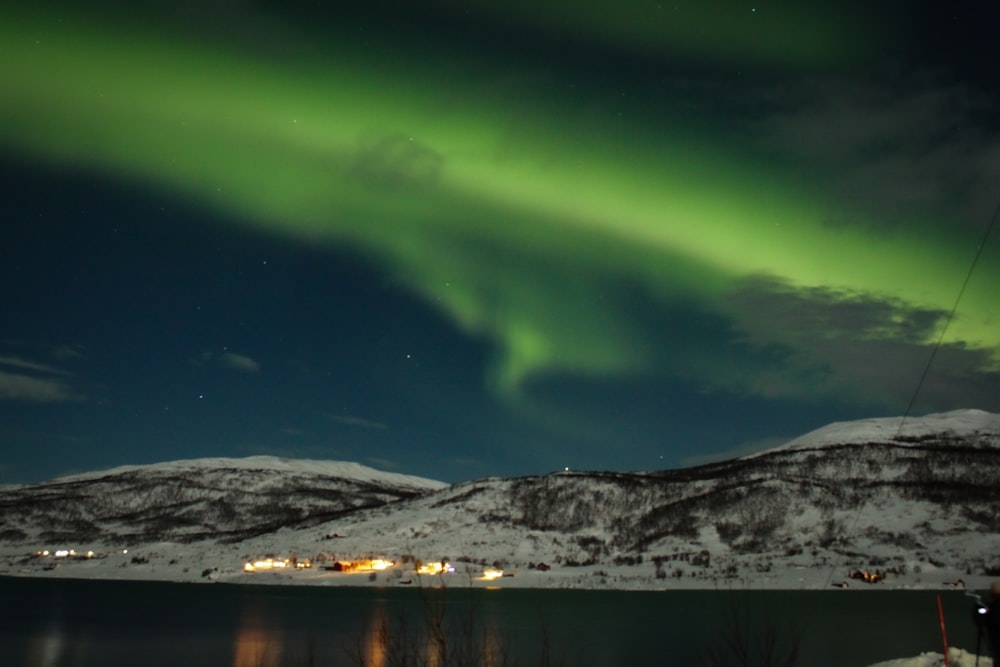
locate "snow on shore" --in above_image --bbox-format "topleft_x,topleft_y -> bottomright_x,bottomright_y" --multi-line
869,648 -> 992,666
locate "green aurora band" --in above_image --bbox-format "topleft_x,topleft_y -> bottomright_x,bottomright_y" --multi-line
2,8 -> 997,403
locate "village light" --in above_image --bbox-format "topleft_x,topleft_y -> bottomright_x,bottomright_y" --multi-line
246,558 -> 290,571
417,561 -> 447,575
55,550 -> 69,558
482,568 -> 504,580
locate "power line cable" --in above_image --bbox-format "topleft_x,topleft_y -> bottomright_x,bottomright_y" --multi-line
896,197 -> 1000,437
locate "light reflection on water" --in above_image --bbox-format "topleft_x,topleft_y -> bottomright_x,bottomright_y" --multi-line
353,594 -> 507,667
232,603 -> 284,667
25,616 -> 62,667
361,601 -> 387,667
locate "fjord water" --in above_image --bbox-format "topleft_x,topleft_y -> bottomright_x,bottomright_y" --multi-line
1,577 -> 984,666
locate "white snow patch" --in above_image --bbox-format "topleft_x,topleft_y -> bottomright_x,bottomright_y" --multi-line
867,648 -> 991,667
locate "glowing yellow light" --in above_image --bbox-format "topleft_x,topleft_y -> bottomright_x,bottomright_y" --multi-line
245,557 -> 292,572
54,550 -> 69,558
416,561 -> 450,575
482,568 -> 504,580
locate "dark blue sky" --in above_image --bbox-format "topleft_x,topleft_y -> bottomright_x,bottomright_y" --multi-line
2,1 -> 998,484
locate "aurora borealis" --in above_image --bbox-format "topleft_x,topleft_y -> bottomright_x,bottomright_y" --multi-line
2,0 -> 998,483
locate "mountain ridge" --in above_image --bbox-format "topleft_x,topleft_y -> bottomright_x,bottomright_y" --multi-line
2,409 -> 999,589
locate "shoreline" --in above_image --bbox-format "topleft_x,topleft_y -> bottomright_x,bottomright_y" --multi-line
2,548 -> 991,593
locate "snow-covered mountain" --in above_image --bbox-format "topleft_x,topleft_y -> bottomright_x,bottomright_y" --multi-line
2,410 -> 999,590
0,456 -> 446,545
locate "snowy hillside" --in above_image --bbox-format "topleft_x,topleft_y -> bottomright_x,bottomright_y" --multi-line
0,456 -> 445,545
2,410 -> 1000,593
772,409 -> 1000,451
227,409 -> 1000,589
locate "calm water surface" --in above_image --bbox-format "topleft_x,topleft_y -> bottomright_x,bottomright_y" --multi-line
0,577 -> 985,666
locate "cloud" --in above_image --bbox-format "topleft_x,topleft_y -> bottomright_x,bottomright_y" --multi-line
52,344 -> 86,361
716,275 -> 1000,411
0,350 -> 85,403
196,351 -> 261,373
0,356 -> 72,376
351,133 -> 444,191
727,275 -> 948,345
326,414 -> 389,431
0,369 -> 81,403
754,73 -> 1000,232
220,352 -> 260,373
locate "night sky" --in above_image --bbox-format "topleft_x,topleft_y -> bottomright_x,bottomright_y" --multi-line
2,0 -> 999,484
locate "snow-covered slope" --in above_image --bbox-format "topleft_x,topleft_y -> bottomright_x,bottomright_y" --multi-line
2,411 -> 999,592
0,456 -> 446,545
772,409 -> 1000,451
232,408 -> 1000,589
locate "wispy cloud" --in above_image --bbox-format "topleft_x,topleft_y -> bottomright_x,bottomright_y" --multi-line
196,351 -> 261,373
326,413 -> 389,431
220,352 -> 260,373
52,344 -> 85,361
0,368 -> 81,402
0,356 -> 71,376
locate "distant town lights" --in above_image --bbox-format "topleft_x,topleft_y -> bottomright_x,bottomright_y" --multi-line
243,557 -> 292,572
